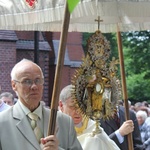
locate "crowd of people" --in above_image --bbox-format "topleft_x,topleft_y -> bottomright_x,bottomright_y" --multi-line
130,101 -> 150,150
117,99 -> 150,150
0,59 -> 149,150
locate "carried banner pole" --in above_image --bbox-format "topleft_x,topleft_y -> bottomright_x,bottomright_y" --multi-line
116,25 -> 134,150
47,1 -> 70,135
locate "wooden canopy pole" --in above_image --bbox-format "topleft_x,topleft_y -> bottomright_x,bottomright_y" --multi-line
47,1 -> 70,135
116,25 -> 134,150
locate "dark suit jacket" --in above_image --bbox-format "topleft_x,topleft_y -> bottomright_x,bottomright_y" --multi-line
100,106 -> 144,150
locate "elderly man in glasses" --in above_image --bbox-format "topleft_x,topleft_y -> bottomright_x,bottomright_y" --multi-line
0,59 -> 82,150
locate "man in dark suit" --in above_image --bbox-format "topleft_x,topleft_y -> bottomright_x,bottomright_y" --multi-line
100,106 -> 144,150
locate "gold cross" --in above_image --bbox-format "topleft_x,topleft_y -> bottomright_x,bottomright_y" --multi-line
95,16 -> 103,30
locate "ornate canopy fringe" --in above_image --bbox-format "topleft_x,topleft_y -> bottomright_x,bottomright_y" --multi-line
0,0 -> 150,32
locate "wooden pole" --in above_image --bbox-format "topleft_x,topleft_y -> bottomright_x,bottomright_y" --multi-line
116,25 -> 134,150
47,1 -> 70,135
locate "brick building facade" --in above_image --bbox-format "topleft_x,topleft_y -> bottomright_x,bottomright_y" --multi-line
0,30 -> 84,106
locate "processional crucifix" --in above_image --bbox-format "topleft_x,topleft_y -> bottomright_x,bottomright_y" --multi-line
95,16 -> 103,30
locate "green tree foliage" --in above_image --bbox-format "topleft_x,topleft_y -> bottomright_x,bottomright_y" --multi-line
122,31 -> 150,75
82,32 -> 93,55
127,73 -> 150,103
122,31 -> 150,103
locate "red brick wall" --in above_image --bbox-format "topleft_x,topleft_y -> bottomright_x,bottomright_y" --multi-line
53,32 -> 82,45
67,32 -> 82,44
16,31 -> 44,41
0,41 -> 16,95
61,66 -> 72,90
52,31 -> 84,91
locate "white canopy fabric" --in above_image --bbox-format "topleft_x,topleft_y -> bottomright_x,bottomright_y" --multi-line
0,0 -> 150,33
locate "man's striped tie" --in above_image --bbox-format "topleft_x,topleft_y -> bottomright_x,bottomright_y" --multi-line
28,112 -> 43,143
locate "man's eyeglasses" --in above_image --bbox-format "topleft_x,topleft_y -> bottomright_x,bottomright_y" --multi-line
14,78 -> 44,87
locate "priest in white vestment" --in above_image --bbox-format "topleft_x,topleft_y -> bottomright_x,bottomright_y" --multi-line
59,85 -> 120,150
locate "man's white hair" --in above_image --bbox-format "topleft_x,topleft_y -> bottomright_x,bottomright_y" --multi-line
59,85 -> 73,103
10,58 -> 44,80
